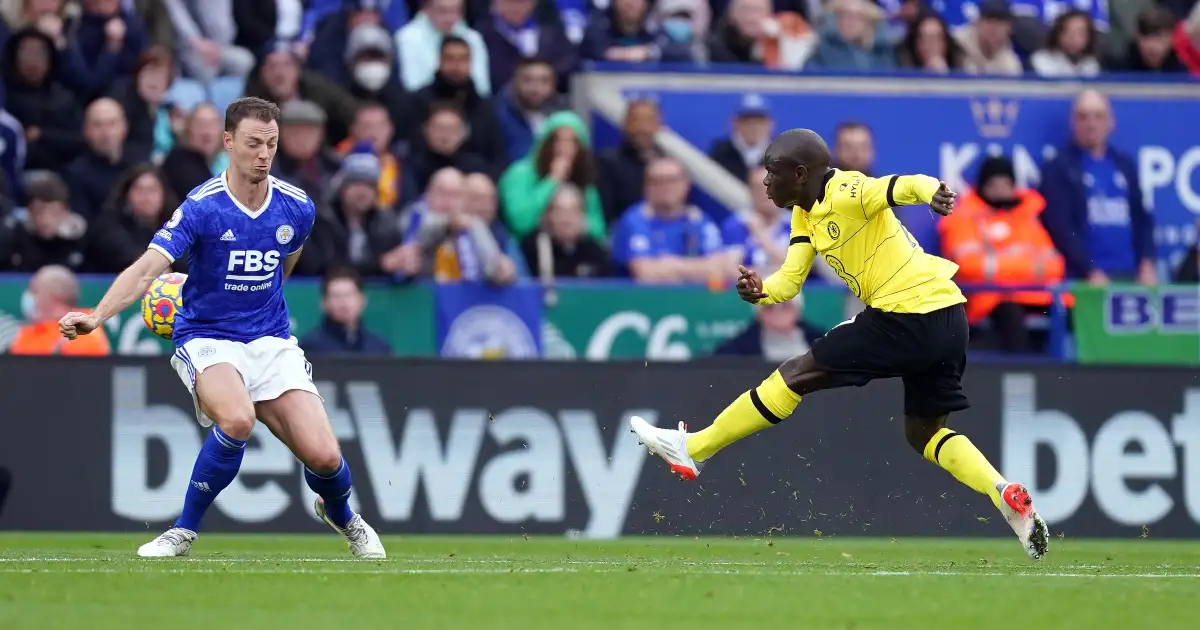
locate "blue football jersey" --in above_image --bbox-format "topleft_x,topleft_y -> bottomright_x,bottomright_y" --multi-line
148,174 -> 316,346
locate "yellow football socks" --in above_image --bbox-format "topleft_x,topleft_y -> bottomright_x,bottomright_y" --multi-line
686,371 -> 801,462
923,427 -> 1005,509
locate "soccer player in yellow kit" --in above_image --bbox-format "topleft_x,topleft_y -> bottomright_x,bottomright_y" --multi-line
630,129 -> 1050,560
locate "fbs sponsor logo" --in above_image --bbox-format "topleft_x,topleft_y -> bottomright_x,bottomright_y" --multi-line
109,367 -> 649,538
1000,373 -> 1200,527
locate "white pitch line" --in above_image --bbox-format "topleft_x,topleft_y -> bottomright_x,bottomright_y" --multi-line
1,566 -> 1198,578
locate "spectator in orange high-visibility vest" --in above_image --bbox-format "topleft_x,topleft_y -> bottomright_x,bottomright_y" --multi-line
9,265 -> 111,356
939,156 -> 1067,353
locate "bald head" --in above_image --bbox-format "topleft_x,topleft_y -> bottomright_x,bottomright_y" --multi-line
1071,89 -> 1113,154
762,129 -> 833,209
30,265 -> 79,322
84,97 -> 128,158
767,129 -> 831,169
428,167 -> 466,215
430,167 -> 465,191
464,173 -> 494,195
464,173 -> 498,222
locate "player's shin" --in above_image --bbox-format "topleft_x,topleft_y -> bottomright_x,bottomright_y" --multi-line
304,457 -> 354,528
173,426 -> 246,532
686,370 -> 801,462
922,427 -> 1005,509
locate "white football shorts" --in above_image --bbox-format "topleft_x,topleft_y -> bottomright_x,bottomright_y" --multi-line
170,336 -> 322,427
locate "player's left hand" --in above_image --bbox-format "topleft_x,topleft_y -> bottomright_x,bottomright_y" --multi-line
930,181 -> 957,216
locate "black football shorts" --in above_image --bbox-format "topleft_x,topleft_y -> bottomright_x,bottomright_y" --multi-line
810,303 -> 970,417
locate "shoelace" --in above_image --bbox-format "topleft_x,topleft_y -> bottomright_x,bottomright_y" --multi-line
344,519 -> 368,546
159,530 -> 190,547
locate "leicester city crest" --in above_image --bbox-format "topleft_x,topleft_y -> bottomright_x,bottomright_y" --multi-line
276,224 -> 294,245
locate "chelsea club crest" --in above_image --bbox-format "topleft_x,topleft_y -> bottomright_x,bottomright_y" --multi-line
276,224 -> 294,245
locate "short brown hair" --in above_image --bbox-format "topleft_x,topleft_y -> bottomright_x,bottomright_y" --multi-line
224,97 -> 281,133
26,172 -> 70,205
321,266 -> 364,296
134,46 -> 173,77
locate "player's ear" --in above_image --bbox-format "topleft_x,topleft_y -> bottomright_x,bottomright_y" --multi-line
223,130 -> 234,152
796,164 -> 808,184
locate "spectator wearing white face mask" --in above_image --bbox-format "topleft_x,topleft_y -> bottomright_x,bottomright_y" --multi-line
343,23 -> 411,140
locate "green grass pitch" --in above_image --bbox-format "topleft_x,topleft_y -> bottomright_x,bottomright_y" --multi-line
1,533 -> 1197,629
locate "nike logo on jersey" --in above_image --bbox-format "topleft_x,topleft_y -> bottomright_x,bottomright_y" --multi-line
220,229 -> 236,241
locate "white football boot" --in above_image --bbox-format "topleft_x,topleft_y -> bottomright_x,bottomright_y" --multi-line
997,482 -> 1050,560
137,527 -> 197,558
630,416 -> 702,480
315,498 -> 386,559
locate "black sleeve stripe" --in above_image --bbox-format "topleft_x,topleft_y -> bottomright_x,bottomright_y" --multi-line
789,235 -> 811,245
885,175 -> 899,208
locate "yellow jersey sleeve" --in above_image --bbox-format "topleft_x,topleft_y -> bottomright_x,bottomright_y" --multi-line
759,210 -> 814,305
859,174 -> 942,219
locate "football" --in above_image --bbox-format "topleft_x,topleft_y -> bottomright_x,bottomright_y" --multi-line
142,272 -> 186,340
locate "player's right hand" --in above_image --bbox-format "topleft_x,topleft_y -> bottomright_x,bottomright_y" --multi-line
735,265 -> 768,303
59,312 -> 100,340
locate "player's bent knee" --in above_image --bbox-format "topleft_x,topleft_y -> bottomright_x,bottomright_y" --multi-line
211,409 -> 255,441
777,353 -> 823,395
303,445 -> 343,475
903,414 -> 946,454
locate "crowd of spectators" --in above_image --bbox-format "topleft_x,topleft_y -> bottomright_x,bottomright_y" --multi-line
0,0 -> 1196,358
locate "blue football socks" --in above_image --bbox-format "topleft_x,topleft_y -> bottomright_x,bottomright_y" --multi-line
305,457 -> 355,528
174,426 -> 246,532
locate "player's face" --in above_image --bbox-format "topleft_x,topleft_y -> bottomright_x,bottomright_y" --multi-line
762,156 -> 800,209
226,118 -> 279,184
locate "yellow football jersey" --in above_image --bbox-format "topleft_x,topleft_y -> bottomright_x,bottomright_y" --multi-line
760,169 -> 966,314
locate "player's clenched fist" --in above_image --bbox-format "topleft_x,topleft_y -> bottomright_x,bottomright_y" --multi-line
59,312 -> 100,340
930,181 -> 957,216
735,265 -> 768,303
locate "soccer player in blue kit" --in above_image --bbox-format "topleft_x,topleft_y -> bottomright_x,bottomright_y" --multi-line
58,97 -> 386,559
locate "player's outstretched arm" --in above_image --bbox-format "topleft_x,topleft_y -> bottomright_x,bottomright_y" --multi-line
60,250 -> 170,339
860,174 -> 957,217
744,213 -> 816,305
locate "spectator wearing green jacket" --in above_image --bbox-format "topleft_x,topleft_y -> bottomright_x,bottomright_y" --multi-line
498,111 -> 606,241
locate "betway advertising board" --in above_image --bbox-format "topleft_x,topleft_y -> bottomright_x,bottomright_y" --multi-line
0,358 -> 1197,538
